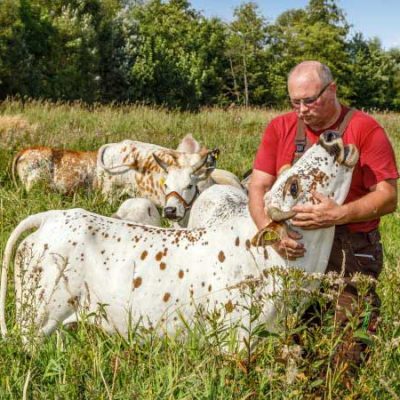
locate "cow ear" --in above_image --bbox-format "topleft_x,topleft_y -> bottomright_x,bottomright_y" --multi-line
250,222 -> 287,247
176,134 -> 202,153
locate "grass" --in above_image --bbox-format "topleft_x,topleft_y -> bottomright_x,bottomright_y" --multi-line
0,99 -> 399,399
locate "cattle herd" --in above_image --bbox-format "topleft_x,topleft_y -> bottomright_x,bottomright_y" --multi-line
0,131 -> 359,347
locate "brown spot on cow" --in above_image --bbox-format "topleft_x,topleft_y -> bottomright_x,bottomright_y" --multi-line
67,296 -> 79,309
218,250 -> 225,263
235,237 -> 240,247
163,293 -> 171,302
245,239 -> 251,250
178,270 -> 184,279
140,250 -> 148,260
133,277 -> 142,288
155,251 -> 163,261
225,300 -> 234,313
160,262 -> 167,270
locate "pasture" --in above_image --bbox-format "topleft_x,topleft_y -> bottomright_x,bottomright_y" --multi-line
0,99 -> 399,399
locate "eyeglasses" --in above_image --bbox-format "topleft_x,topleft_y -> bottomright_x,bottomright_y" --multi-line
290,81 -> 332,108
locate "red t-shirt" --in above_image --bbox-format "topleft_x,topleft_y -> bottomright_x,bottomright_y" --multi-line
253,106 -> 399,232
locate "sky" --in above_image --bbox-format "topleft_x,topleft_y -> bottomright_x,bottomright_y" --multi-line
190,0 -> 400,50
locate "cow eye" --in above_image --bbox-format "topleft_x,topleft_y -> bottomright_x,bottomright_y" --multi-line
186,184 -> 193,190
283,176 -> 301,200
290,181 -> 298,197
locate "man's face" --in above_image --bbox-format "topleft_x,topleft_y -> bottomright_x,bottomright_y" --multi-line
288,74 -> 336,128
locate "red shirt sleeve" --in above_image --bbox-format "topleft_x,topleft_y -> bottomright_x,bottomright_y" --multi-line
361,127 -> 398,187
350,117 -> 399,189
253,120 -> 280,176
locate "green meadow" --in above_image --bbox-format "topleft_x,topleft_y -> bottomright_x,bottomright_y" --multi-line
0,99 -> 399,399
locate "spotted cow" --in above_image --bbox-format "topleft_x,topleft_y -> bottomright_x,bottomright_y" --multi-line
0,132 -> 358,344
96,138 -> 242,206
12,147 -> 97,194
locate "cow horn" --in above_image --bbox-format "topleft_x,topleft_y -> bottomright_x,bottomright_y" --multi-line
267,207 -> 296,222
153,153 -> 169,172
192,153 -> 209,174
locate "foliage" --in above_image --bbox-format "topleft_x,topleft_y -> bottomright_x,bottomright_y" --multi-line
0,0 -> 399,109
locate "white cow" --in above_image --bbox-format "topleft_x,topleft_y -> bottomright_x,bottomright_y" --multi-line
153,152 -> 244,226
0,132 -> 358,344
112,198 -> 162,227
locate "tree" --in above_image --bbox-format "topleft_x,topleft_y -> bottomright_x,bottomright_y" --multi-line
123,0 -> 227,109
266,0 -> 350,106
346,34 -> 398,110
225,2 -> 269,106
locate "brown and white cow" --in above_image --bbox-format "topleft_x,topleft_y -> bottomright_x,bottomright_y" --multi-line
96,138 -> 243,207
12,147 -> 97,194
0,131 -> 358,344
96,139 -> 219,204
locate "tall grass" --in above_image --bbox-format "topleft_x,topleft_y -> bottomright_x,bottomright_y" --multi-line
0,99 -> 399,399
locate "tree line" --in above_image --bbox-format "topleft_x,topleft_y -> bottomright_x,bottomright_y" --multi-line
1,0 -> 399,110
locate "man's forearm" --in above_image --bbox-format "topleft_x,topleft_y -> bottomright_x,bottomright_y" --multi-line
336,181 -> 397,225
248,187 -> 270,229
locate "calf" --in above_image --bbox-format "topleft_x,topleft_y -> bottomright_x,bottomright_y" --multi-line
112,198 -> 161,227
0,132 -> 358,343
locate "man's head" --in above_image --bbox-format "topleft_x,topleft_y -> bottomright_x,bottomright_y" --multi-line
288,61 -> 340,129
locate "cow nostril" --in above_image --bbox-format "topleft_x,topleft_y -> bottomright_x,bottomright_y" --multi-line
164,207 -> 177,217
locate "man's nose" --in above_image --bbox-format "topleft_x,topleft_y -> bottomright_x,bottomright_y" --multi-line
299,101 -> 309,113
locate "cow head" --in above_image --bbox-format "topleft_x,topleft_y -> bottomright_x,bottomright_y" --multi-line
252,131 -> 359,244
153,149 -> 219,221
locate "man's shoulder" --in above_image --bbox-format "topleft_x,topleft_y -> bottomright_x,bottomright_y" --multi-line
348,108 -> 382,131
267,111 -> 298,131
270,111 -> 297,124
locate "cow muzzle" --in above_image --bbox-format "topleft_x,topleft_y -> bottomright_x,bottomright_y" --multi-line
267,206 -> 296,222
163,206 -> 178,220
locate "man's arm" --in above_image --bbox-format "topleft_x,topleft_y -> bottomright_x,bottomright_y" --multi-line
248,169 -> 305,259
248,169 -> 275,230
292,179 -> 398,229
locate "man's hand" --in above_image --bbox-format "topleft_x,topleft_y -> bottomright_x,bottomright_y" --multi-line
274,229 -> 305,260
291,192 -> 345,230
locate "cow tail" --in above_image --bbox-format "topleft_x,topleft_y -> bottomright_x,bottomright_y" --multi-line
0,212 -> 50,337
11,150 -> 23,189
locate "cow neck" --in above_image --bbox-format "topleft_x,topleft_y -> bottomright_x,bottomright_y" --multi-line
293,106 -> 355,164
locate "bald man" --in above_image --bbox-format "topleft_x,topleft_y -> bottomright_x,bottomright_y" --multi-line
249,61 -> 398,372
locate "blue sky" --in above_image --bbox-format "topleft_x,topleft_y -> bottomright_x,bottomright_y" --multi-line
190,0 -> 400,50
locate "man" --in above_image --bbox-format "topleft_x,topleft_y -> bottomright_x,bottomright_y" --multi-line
249,61 -> 398,372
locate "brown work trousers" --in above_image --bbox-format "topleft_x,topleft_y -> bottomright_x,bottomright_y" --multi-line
326,225 -> 383,325
325,226 -> 383,372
